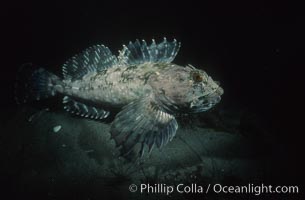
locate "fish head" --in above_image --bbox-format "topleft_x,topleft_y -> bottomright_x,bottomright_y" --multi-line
149,64 -> 223,113
187,66 -> 223,113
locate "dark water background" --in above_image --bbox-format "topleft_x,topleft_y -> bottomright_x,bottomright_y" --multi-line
1,1 -> 304,199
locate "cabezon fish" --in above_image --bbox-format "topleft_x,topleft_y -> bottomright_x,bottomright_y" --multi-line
15,38 -> 223,159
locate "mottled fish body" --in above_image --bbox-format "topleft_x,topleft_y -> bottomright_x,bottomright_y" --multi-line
15,38 -> 223,159
62,63 -> 168,108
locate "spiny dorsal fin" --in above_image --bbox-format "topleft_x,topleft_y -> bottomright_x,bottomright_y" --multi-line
118,38 -> 181,66
62,96 -> 110,119
62,45 -> 118,81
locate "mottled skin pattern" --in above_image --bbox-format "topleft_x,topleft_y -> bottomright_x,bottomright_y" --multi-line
58,63 -> 223,114
148,64 -> 223,113
59,63 -> 158,108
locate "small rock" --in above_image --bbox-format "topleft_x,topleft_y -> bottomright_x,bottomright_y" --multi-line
53,125 -> 62,133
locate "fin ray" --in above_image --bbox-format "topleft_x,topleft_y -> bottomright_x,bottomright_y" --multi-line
15,64 -> 61,104
110,94 -> 178,159
62,45 -> 118,80
62,96 -> 110,119
118,38 -> 181,66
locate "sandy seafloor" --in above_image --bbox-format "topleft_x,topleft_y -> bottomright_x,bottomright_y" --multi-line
1,104 -> 296,200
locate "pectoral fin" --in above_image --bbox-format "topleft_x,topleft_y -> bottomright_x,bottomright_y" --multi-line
110,95 -> 178,159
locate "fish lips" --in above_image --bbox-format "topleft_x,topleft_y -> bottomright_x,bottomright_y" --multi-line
198,95 -> 221,105
192,95 -> 221,112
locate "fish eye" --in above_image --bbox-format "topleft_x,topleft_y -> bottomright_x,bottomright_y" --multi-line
192,72 -> 203,82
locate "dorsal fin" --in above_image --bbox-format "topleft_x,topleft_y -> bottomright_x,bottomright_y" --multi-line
118,38 -> 181,66
62,45 -> 118,80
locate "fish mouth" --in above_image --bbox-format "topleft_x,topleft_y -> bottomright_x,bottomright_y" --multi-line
188,95 -> 220,113
188,87 -> 224,113
208,95 -> 221,104
198,95 -> 221,105
193,95 -> 221,112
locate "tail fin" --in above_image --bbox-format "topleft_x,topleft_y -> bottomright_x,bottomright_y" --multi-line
15,63 -> 61,104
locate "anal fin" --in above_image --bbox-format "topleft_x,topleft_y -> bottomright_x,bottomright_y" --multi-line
63,96 -> 110,119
